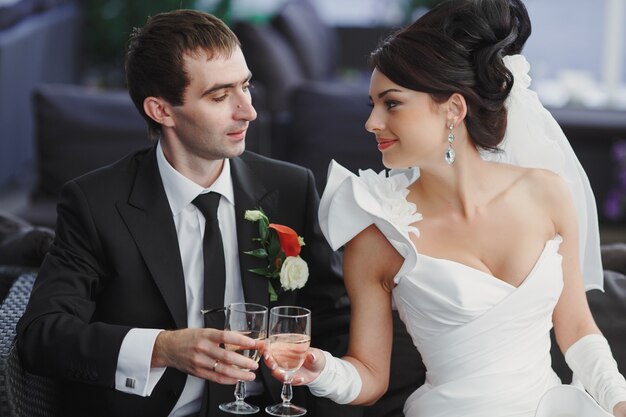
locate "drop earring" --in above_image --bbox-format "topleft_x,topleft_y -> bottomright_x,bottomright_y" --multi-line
445,122 -> 456,165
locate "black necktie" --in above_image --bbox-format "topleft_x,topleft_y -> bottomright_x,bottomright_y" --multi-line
192,192 -> 226,330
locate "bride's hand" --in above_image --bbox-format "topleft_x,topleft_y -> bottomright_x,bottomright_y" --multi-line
614,401 -> 626,417
263,347 -> 326,386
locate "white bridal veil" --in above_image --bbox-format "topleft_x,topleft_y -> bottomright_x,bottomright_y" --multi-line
487,54 -> 604,291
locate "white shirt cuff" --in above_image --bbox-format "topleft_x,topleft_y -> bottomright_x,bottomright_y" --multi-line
115,328 -> 166,397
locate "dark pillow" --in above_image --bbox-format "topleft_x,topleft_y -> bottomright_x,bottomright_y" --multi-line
0,0 -> 36,30
288,81 -> 383,193
0,213 -> 53,267
601,243 -> 626,275
32,84 -> 150,202
234,22 -> 305,113
272,0 -> 338,80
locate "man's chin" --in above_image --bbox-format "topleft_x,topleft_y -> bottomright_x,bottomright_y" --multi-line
225,140 -> 246,158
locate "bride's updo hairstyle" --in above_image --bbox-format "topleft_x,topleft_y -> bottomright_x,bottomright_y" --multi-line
370,0 -> 531,151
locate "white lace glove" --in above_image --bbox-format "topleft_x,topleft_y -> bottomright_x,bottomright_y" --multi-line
306,350 -> 362,404
565,334 -> 626,413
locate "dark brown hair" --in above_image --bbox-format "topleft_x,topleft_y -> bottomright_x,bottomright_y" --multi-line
125,9 -> 240,139
370,0 -> 531,150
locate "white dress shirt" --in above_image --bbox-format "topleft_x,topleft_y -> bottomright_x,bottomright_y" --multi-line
114,142 -> 246,416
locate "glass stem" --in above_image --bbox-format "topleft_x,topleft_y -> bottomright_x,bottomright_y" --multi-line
234,379 -> 246,403
281,379 -> 293,405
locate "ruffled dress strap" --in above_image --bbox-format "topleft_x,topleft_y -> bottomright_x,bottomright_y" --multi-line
318,160 -> 422,282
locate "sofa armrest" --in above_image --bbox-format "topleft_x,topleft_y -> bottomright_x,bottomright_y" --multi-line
0,272 -> 62,417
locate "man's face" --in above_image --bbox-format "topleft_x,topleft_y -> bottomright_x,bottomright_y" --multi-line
164,46 -> 257,164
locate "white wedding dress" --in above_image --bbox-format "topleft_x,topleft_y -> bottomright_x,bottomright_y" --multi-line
318,160 -> 612,417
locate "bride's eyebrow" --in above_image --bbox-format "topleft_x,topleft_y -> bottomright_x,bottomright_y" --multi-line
378,88 -> 403,98
369,88 -> 404,101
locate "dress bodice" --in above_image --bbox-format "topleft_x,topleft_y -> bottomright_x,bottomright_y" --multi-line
398,237 -> 562,349
395,237 -> 563,417
318,161 -> 610,417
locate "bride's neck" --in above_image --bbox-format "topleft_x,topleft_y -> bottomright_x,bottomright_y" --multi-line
412,146 -> 491,219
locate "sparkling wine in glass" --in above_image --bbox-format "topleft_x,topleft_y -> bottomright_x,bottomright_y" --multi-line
265,306 -> 311,417
219,302 -> 268,415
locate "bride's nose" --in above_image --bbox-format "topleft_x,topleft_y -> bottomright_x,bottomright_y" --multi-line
365,111 -> 384,133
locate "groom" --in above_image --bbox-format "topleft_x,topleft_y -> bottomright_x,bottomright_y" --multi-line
16,10 -> 350,417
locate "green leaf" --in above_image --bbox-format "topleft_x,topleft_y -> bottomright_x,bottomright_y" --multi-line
259,221 -> 268,241
268,282 -> 278,302
268,232 -> 281,259
248,267 -> 273,277
243,248 -> 268,258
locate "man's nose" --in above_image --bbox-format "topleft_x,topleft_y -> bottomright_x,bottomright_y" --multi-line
235,99 -> 257,122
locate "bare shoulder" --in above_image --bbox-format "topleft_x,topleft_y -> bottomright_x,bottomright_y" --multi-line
344,224 -> 404,291
514,167 -> 574,232
518,168 -> 571,207
488,163 -> 568,203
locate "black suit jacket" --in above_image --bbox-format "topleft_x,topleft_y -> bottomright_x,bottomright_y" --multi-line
16,147 -> 351,417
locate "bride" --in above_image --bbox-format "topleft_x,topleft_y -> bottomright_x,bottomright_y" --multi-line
265,0 -> 626,416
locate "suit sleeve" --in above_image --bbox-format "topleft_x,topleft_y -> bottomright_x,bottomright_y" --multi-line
16,180 -> 131,388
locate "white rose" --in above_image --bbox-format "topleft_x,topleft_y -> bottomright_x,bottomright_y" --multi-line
279,256 -> 309,290
244,210 -> 266,222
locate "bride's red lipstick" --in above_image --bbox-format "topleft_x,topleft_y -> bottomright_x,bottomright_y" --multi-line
377,138 -> 398,151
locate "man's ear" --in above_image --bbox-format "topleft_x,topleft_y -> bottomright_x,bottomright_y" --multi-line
446,93 -> 467,125
144,97 -> 175,128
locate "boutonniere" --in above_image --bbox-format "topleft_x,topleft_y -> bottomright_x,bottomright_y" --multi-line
243,209 -> 309,301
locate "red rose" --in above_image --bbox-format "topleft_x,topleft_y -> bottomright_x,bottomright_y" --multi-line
269,223 -> 301,257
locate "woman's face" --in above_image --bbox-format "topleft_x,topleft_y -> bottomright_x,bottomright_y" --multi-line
365,68 -> 448,169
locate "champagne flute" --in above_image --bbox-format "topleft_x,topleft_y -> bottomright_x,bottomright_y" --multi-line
265,306 -> 311,417
219,302 -> 268,414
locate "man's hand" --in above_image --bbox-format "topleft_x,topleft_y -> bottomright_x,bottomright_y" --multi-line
614,401 -> 626,417
152,328 -> 260,385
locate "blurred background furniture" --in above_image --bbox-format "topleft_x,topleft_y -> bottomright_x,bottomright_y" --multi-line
233,0 -> 377,165
0,0 -> 81,191
0,212 -> 59,417
0,272 -> 62,417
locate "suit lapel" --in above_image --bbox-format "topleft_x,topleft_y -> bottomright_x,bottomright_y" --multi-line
117,146 -> 188,328
230,156 -> 279,308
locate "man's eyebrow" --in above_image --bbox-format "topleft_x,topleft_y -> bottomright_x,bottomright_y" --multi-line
202,72 -> 253,96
